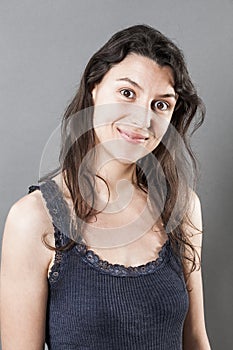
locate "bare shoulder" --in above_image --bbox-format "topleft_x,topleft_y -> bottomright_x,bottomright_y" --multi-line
183,189 -> 204,274
0,190 -> 54,348
188,189 -> 202,216
183,191 -> 211,348
7,189 -> 53,238
185,189 -> 202,238
2,189 -> 54,269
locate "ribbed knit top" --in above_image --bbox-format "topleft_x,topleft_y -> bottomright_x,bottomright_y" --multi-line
28,180 -> 189,350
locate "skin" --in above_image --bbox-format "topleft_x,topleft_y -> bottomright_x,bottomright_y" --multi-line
0,54 -> 211,349
91,53 -> 177,201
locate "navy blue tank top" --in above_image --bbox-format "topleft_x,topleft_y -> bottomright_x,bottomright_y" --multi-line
28,180 -> 189,350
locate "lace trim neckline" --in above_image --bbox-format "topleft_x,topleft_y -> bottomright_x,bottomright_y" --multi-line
35,179 -> 170,277
75,239 -> 170,277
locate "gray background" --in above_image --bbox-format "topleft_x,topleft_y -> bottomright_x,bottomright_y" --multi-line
1,1 -> 232,349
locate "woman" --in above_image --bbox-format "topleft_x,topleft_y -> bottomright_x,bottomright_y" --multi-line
0,25 -> 211,349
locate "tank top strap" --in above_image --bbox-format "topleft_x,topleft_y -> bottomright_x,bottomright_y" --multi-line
28,184 -> 40,193
28,180 -> 74,247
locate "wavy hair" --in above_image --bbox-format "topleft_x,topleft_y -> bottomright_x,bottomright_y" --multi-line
40,24 -> 205,278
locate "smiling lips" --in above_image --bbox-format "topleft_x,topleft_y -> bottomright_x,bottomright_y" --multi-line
117,127 -> 149,144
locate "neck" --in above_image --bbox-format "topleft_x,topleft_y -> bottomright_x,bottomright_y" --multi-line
93,153 -> 138,204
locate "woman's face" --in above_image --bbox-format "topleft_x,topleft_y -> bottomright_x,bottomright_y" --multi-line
91,53 -> 177,163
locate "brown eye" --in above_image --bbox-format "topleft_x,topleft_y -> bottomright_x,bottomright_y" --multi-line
120,89 -> 135,99
153,100 -> 169,111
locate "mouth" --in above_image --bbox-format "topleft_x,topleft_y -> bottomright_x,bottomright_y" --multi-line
117,127 -> 149,144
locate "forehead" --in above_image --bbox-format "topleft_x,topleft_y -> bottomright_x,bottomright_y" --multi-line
102,53 -> 175,88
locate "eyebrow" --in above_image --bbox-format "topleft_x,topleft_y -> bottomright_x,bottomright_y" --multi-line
116,77 -> 144,91
159,93 -> 178,100
116,77 -> 177,100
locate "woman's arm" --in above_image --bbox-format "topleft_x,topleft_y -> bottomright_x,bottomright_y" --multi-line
182,191 -> 212,350
0,191 -> 54,350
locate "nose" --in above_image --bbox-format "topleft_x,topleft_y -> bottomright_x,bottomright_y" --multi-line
144,109 -> 152,129
131,103 -> 152,129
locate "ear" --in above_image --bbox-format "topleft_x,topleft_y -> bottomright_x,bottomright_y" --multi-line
91,85 -> 97,102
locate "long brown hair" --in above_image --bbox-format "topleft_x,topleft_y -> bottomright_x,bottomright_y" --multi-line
40,24 -> 205,277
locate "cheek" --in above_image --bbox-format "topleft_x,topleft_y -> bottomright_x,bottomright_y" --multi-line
94,126 -> 112,142
93,85 -> 117,107
150,115 -> 171,139
93,103 -> 128,131
93,112 -> 114,144
93,109 -> 116,144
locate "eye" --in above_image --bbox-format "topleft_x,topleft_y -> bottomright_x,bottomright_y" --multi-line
120,89 -> 135,99
153,100 -> 169,111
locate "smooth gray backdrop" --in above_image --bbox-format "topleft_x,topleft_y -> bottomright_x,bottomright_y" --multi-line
1,1 -> 232,349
